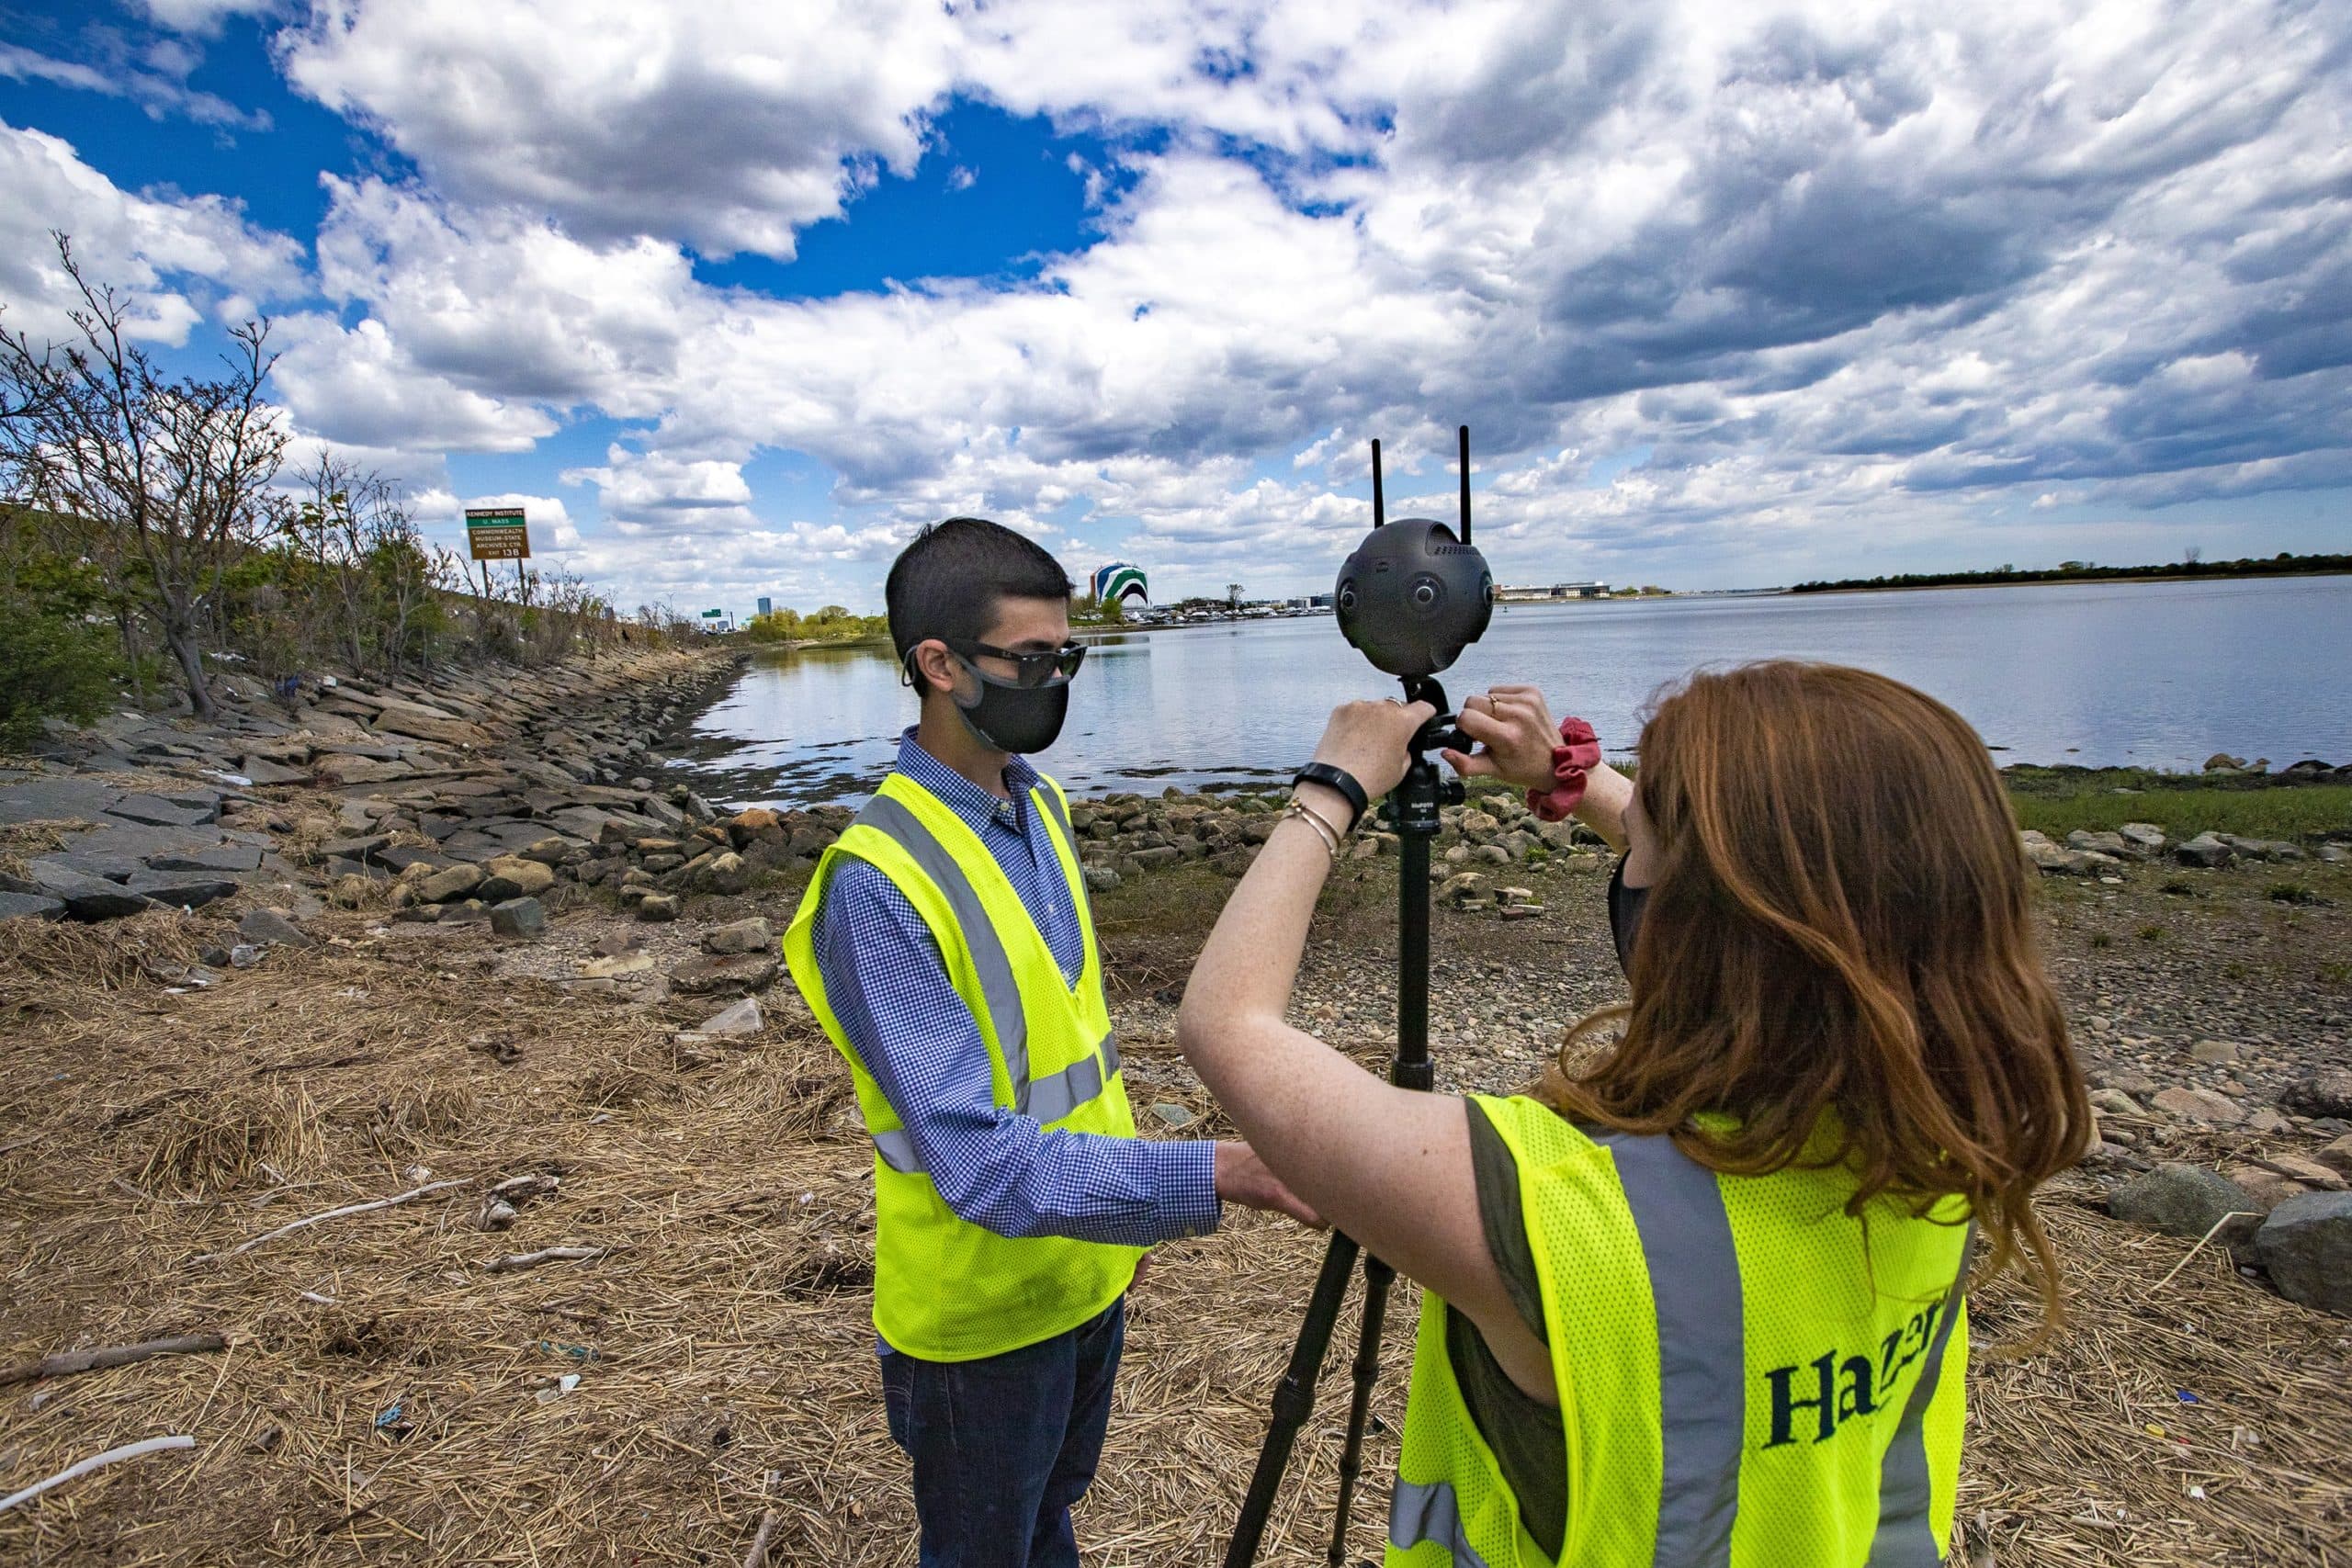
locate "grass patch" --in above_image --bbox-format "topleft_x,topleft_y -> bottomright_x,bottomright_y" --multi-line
2136,923 -> 2167,942
2007,779 -> 2352,841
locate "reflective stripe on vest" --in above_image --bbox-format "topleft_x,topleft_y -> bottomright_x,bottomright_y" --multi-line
1391,1481 -> 1494,1568
866,1030 -> 1123,1173
849,792 -> 1029,1093
1590,1129 -> 1746,1568
1388,1131 -> 1975,1566
1870,1232 -> 1975,1567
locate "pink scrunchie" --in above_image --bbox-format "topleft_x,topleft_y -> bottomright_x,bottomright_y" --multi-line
1525,716 -> 1602,822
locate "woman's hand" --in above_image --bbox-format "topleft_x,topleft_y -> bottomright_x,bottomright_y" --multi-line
1442,684 -> 1562,792
1309,698 -> 1436,801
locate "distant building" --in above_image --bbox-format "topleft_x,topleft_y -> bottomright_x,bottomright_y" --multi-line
1497,581 -> 1610,602
1091,562 -> 1149,605
756,596 -> 773,617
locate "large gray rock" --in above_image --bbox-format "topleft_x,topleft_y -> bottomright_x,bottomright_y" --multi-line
2220,834 -> 2306,862
479,854 -> 557,901
2255,1192 -> 2352,1316
238,755 -> 309,785
704,916 -> 775,955
2283,1069 -> 2352,1121
105,793 -> 218,828
238,908 -> 316,948
2117,822 -> 2167,856
417,863 -> 484,902
125,870 -> 241,908
694,997 -> 763,1036
20,865 -> 153,920
0,890 -> 66,921
490,897 -> 547,938
316,834 -> 390,864
2149,1085 -> 2245,1125
146,843 -> 264,874
2175,832 -> 2234,868
2107,1162 -> 2263,1239
2066,829 -> 2130,856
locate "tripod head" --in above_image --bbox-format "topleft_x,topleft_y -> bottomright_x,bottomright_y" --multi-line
1334,425 -> 1495,683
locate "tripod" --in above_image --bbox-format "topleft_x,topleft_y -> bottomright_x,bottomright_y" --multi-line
1224,675 -> 1464,1568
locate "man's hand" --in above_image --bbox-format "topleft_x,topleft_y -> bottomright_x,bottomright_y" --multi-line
1442,684 -> 1562,792
1215,1141 -> 1324,1227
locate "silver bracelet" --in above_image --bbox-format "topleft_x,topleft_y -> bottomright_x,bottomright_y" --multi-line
1282,797 -> 1344,860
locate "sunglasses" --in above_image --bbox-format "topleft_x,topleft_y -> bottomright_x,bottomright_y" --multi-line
943,637 -> 1088,688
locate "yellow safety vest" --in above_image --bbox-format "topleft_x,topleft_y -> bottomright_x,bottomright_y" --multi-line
1390,1094 -> 1972,1567
782,770 -> 1142,1362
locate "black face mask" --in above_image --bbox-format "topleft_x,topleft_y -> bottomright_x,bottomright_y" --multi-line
950,652 -> 1072,755
1607,855 -> 1650,978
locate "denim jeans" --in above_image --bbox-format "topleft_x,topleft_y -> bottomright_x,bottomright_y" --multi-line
880,1298 -> 1126,1568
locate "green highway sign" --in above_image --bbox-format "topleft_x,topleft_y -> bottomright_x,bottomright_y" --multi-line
464,506 -> 531,560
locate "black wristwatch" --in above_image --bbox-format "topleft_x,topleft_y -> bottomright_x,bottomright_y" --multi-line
1292,762 -> 1369,832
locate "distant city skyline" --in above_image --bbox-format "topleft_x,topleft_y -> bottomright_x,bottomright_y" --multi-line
2,2 -> 2343,615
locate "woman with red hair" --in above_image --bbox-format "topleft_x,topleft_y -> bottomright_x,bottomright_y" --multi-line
1178,661 -> 2089,1567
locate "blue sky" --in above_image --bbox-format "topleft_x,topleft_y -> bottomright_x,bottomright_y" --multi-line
2,0 -> 2346,619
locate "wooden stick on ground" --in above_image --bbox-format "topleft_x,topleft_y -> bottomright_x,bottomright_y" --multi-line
741,1508 -> 781,1568
0,1436 -> 196,1514
2147,1210 -> 2265,1296
189,1179 -> 471,1265
0,1333 -> 228,1389
484,1245 -> 606,1274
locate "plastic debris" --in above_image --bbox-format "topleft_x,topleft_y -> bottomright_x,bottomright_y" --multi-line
537,1339 -> 601,1362
535,1372 -> 582,1404
2176,1389 -> 2200,1403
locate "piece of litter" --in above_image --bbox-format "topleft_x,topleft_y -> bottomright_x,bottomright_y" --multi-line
2188,1485 -> 2207,1500
535,1372 -> 583,1404
2176,1389 -> 2199,1403
374,1402 -> 403,1427
537,1339 -> 601,1362
2143,1422 -> 2166,1438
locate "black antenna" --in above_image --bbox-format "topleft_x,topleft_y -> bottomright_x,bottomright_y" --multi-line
1371,438 -> 1385,528
1457,424 -> 1472,546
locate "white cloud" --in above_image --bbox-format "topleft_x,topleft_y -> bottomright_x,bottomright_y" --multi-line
561,448 -> 757,531
267,314 -> 557,452
136,0 -> 284,35
279,0 -> 961,260
0,121 -> 305,345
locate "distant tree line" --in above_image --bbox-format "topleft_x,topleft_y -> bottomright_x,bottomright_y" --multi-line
1790,551 -> 2352,594
0,235 -> 651,748
740,604 -> 890,645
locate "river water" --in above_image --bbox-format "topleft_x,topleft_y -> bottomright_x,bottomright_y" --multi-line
675,575 -> 2352,807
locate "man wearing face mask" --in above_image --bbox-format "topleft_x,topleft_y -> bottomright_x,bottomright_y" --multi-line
783,516 -> 1317,1568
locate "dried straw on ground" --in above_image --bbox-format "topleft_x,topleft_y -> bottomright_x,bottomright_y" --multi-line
1,911 -> 2346,1564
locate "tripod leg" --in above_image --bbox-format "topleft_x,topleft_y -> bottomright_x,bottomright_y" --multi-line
1224,1229 -> 1363,1568
1324,1253 -> 1397,1566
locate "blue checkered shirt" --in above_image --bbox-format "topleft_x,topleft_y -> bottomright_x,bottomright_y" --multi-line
813,728 -> 1220,1263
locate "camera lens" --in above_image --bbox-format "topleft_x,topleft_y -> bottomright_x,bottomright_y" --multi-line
1412,578 -> 1441,610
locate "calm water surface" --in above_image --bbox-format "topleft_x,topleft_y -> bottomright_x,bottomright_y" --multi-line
678,576 -> 2352,807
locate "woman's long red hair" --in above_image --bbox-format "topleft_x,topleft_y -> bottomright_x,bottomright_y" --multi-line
1545,662 -> 2090,1329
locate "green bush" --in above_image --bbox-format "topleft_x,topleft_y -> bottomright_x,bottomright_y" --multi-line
0,556 -> 121,749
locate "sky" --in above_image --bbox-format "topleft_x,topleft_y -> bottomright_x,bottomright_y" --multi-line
1,0 -> 2346,618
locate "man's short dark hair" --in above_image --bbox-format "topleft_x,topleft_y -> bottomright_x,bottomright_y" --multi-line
886,516 -> 1073,672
